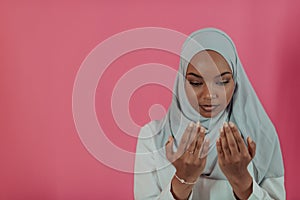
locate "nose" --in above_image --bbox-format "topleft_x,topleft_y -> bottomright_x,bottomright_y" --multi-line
202,83 -> 217,99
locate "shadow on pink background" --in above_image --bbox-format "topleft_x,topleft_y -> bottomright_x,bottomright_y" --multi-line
1,1 -> 299,199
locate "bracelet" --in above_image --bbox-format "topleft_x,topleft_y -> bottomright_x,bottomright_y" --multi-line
174,174 -> 198,185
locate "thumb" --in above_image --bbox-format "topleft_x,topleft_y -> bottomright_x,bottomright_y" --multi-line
247,137 -> 256,159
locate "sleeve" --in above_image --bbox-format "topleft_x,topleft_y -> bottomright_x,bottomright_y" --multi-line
246,133 -> 286,200
134,124 -> 193,200
233,176 -> 285,200
247,176 -> 285,200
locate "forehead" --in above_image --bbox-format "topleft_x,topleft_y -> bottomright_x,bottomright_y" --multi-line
187,50 -> 231,77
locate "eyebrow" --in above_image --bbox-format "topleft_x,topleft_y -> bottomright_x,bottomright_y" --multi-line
186,71 -> 232,78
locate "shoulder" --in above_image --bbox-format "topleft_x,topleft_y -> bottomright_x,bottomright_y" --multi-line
136,119 -> 168,152
138,119 -> 165,138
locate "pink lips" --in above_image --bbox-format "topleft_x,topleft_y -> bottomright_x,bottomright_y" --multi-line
200,105 -> 219,112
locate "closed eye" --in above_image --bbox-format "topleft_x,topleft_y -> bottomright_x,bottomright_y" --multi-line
189,81 -> 203,86
216,80 -> 230,86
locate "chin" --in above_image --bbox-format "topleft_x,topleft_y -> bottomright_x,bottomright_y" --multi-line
201,114 -> 213,118
199,111 -> 220,118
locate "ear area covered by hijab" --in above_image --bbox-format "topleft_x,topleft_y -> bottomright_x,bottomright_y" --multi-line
159,27 -> 284,183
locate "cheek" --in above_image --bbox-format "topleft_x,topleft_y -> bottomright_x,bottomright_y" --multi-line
225,84 -> 235,104
215,84 -> 235,106
185,83 -> 199,107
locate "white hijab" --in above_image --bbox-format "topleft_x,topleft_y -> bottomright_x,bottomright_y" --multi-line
154,28 -> 284,184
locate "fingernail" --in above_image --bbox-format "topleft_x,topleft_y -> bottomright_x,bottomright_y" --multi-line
205,138 -> 210,143
196,121 -> 201,127
189,122 -> 194,127
223,122 -> 228,127
248,137 -> 253,143
219,128 -> 223,133
200,127 -> 205,133
228,122 -> 234,127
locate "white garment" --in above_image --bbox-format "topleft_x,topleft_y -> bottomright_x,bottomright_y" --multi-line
134,120 -> 286,200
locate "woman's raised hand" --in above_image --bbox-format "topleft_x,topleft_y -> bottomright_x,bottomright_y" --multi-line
216,121 -> 256,199
166,121 -> 209,184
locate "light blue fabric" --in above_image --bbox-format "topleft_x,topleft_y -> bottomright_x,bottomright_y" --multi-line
158,27 -> 284,184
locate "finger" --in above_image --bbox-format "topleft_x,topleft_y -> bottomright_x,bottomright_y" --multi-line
247,137 -> 256,158
224,122 -> 239,155
229,122 -> 248,154
194,126 -> 206,157
220,126 -> 230,158
216,137 -> 224,159
199,137 -> 210,159
186,121 -> 201,153
166,136 -> 175,162
177,122 -> 194,155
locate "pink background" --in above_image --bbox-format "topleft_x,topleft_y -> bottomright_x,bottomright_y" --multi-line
1,1 -> 300,199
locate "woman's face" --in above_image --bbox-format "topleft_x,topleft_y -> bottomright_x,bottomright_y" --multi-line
185,50 -> 235,118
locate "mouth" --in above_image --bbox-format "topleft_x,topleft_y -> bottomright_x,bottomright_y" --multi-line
199,104 -> 219,112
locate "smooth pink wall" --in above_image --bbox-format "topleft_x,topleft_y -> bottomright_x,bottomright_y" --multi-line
1,1 -> 299,199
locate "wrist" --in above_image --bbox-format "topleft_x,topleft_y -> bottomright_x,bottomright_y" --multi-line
174,173 -> 198,185
229,170 -> 251,187
230,172 -> 253,199
171,176 -> 194,200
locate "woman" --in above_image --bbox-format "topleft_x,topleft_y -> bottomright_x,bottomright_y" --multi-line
134,28 -> 285,199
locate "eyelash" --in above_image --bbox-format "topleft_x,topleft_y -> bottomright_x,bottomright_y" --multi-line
216,80 -> 230,86
189,80 -> 230,87
189,82 -> 203,86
